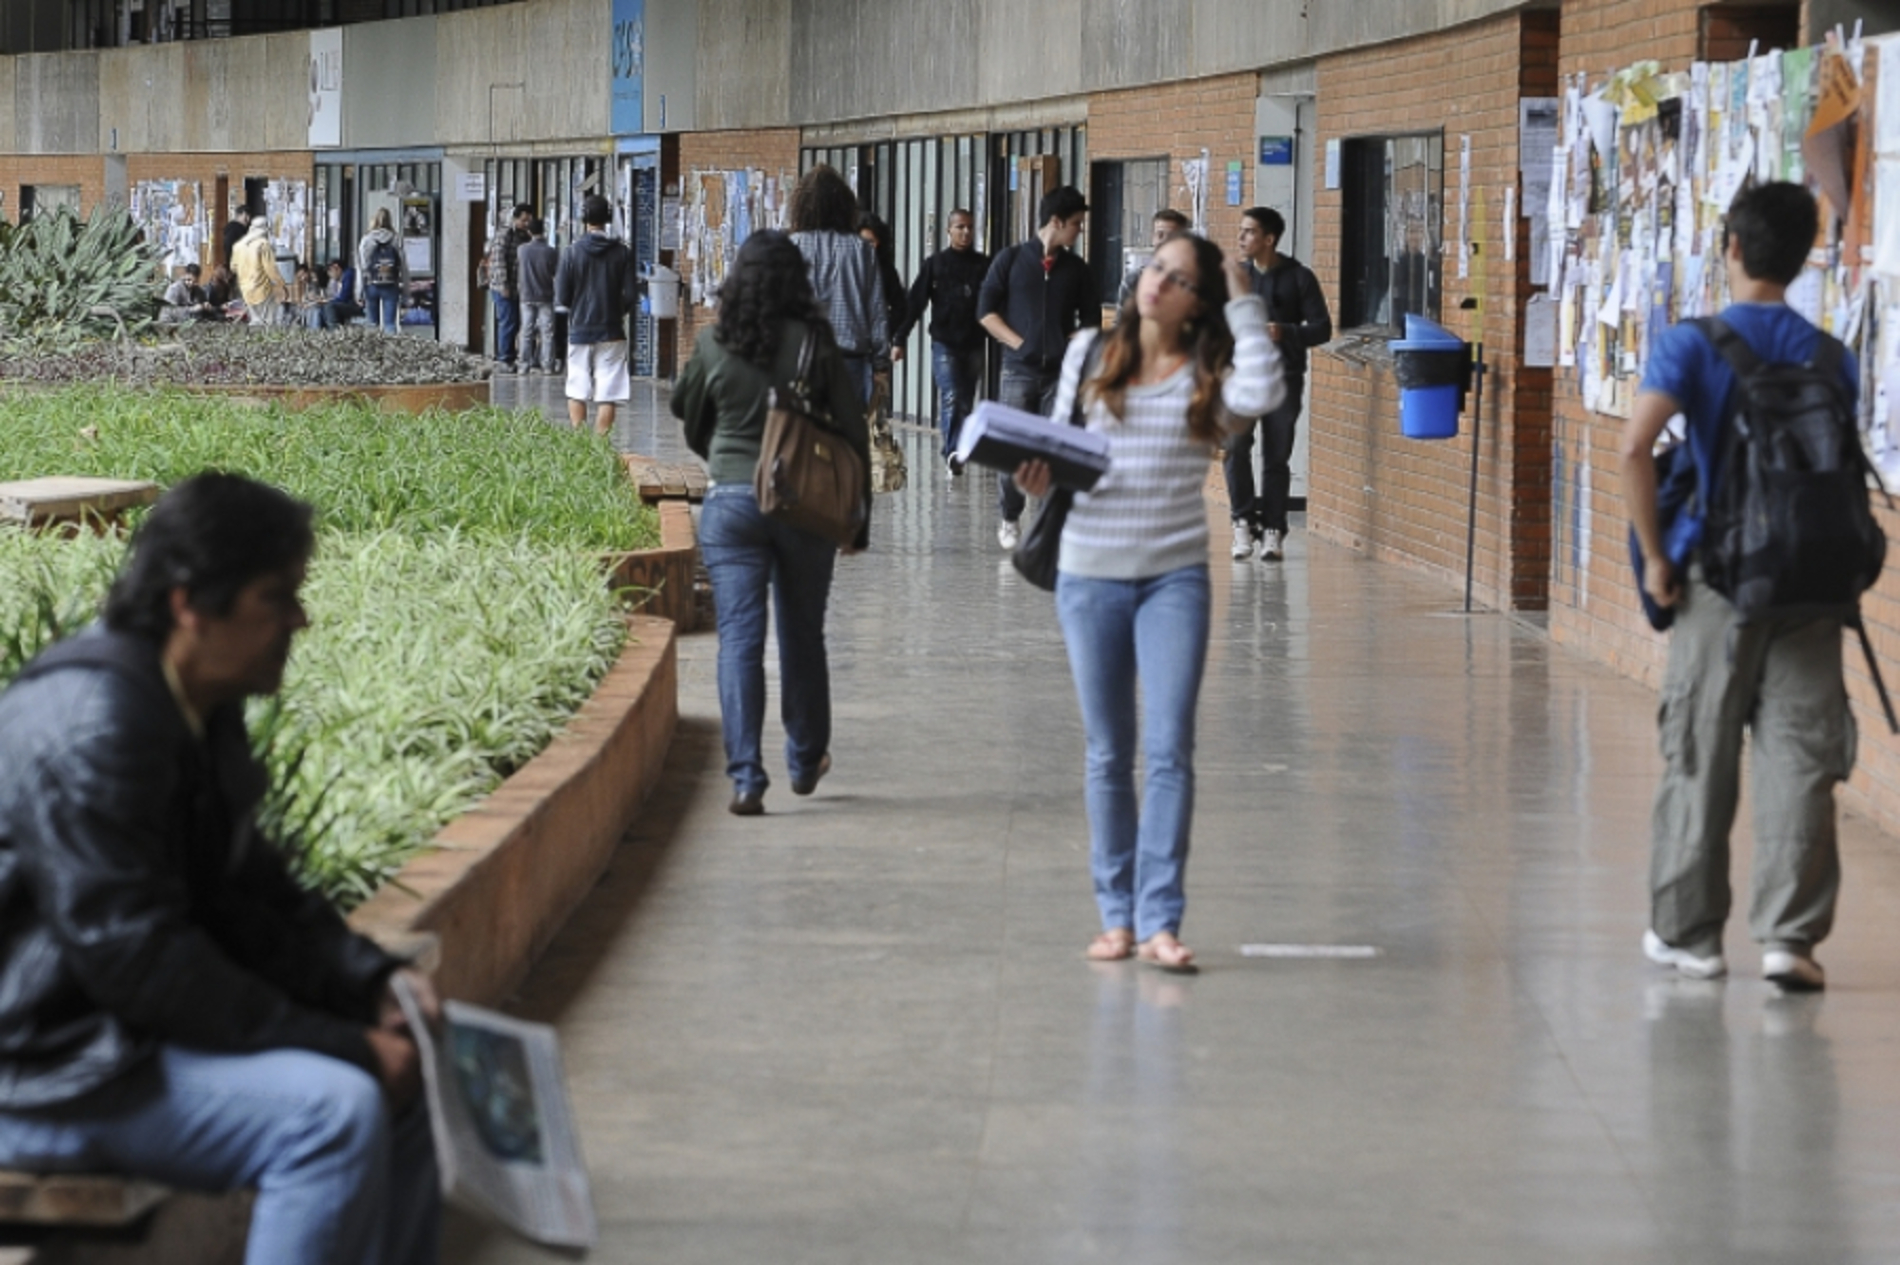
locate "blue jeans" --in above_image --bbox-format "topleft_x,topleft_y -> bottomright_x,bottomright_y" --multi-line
1055,565 -> 1211,940
931,341 -> 985,459
492,292 -> 520,364
840,355 -> 873,410
365,284 -> 401,334
997,365 -> 1062,522
0,1045 -> 439,1265
699,485 -> 839,797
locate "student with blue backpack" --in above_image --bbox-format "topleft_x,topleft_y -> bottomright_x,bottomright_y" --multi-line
1618,181 -> 1883,993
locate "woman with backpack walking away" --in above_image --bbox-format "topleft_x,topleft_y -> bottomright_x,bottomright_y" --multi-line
670,231 -> 872,817
1013,232 -> 1281,970
355,208 -> 410,334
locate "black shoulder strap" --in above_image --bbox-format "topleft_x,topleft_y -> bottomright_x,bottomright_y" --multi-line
1066,337 -> 1105,429
1698,315 -> 1762,378
1808,329 -> 1846,379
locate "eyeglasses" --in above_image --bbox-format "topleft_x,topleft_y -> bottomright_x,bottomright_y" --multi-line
1144,259 -> 1197,294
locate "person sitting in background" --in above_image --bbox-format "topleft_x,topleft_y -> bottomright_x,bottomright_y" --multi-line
293,263 -> 336,330
201,266 -> 241,319
325,259 -> 364,327
160,264 -> 216,323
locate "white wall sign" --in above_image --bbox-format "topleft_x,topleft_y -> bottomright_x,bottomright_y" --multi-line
308,29 -> 343,148
456,173 -> 487,203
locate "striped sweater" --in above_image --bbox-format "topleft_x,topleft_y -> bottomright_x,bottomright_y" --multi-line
1056,295 -> 1283,580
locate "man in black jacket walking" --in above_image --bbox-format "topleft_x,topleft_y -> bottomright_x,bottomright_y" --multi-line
555,194 -> 639,437
0,473 -> 440,1265
897,208 -> 991,475
978,185 -> 1102,549
1226,206 -> 1331,562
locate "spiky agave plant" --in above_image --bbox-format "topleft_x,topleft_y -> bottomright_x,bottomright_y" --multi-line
0,206 -> 162,349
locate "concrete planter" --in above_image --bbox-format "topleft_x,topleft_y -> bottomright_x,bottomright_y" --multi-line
348,613 -> 679,1005
179,380 -> 490,414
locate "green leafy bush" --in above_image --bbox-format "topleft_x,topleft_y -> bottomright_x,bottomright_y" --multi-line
0,531 -> 627,907
0,208 -> 161,348
0,388 -> 658,552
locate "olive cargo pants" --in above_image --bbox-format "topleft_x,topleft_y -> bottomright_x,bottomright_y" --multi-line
1650,570 -> 1855,957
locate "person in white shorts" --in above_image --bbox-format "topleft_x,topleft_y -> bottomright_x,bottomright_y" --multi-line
553,194 -> 638,437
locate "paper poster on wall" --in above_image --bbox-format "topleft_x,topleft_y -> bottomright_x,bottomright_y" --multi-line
1457,136 -> 1471,279
1324,139 -> 1341,190
1525,293 -> 1559,366
308,29 -> 342,149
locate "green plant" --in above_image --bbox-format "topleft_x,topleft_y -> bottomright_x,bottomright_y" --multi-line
0,529 -> 627,909
0,207 -> 162,349
0,388 -> 659,552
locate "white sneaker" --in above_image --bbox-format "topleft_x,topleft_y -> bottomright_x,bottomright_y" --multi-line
1763,948 -> 1826,992
1643,929 -> 1727,980
1230,522 -> 1254,559
1259,529 -> 1286,561
997,519 -> 1021,550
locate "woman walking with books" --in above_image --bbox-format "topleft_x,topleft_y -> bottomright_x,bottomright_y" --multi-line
1014,232 -> 1281,969
671,232 -> 871,817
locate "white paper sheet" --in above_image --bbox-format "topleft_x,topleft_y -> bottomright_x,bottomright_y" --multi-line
1525,294 -> 1559,367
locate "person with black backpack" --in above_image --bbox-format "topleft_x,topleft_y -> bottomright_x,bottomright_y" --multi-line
1618,181 -> 1881,993
354,208 -> 410,334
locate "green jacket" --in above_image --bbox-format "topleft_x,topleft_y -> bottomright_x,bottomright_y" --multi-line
671,318 -> 872,547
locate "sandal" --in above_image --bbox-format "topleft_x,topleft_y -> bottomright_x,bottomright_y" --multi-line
1086,929 -> 1136,961
1137,934 -> 1197,973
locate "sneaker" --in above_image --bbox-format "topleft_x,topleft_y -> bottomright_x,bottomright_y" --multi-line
998,519 -> 1021,550
1643,929 -> 1727,980
1259,529 -> 1286,561
1230,522 -> 1253,559
1762,947 -> 1826,992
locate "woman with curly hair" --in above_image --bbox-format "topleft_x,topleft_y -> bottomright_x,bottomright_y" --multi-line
787,164 -> 887,406
670,231 -> 871,816
1014,232 -> 1282,969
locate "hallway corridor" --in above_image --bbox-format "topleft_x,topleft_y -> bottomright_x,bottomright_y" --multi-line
453,395 -> 1900,1263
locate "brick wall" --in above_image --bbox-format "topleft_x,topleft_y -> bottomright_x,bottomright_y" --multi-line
675,127 -> 801,349
1306,11 -> 1555,610
0,156 -> 106,221
1087,71 -> 1257,257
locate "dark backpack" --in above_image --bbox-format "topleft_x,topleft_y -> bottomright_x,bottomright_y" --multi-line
367,238 -> 402,287
1695,315 -> 1897,730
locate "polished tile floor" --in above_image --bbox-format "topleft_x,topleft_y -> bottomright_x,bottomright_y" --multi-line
458,376 -> 1900,1263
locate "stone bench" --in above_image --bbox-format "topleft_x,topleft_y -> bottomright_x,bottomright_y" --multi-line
0,479 -> 160,532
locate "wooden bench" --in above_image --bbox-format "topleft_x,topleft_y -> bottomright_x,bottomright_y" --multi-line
0,479 -> 160,532
0,1173 -> 168,1229
620,455 -> 708,504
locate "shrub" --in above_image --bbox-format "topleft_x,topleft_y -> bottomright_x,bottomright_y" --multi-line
0,208 -> 161,348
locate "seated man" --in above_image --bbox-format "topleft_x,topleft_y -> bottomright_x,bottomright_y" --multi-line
326,258 -> 365,327
0,473 -> 440,1265
159,263 -> 216,324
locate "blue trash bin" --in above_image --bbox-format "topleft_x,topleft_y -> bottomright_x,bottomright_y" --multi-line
1389,314 -> 1470,440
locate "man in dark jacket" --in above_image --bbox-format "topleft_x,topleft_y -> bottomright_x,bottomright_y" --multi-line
516,218 -> 560,375
0,473 -> 440,1265
554,194 -> 638,436
978,185 -> 1102,548
897,208 -> 991,474
1226,205 -> 1332,562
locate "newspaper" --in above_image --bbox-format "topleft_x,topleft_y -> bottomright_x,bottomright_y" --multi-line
393,977 -> 598,1250
954,400 -> 1112,491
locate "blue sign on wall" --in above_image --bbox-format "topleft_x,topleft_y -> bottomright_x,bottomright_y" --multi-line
1259,136 -> 1294,166
610,0 -> 644,135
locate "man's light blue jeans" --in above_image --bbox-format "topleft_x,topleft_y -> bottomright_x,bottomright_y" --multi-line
0,1045 -> 439,1265
1056,564 -> 1211,941
699,484 -> 839,797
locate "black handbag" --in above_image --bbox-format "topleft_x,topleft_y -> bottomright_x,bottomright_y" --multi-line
1011,342 -> 1100,591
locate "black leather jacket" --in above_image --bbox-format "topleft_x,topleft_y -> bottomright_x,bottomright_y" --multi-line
0,628 -> 398,1109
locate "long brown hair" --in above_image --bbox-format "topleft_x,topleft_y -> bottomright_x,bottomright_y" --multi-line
1088,233 -> 1235,442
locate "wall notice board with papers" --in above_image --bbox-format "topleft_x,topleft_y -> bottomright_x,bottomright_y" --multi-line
1544,31 -> 1900,475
